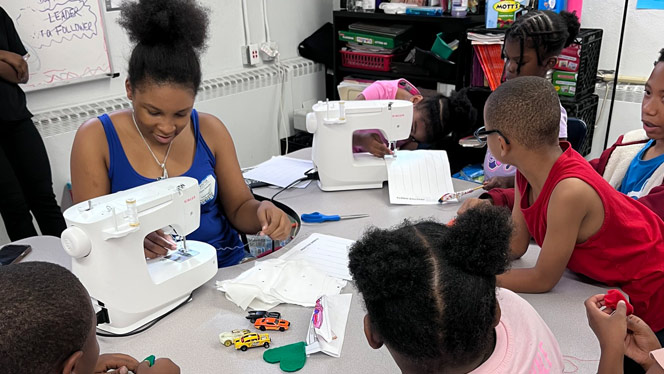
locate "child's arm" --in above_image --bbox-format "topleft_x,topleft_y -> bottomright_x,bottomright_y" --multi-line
498,179 -> 595,292
506,178 -> 531,260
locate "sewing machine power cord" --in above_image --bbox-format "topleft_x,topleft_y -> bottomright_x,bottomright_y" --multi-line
95,292 -> 193,337
269,168 -> 318,202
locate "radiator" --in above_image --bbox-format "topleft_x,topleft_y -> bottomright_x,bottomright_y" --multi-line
32,57 -> 323,138
589,82 -> 644,159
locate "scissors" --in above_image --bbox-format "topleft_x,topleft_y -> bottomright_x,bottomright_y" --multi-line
300,212 -> 369,223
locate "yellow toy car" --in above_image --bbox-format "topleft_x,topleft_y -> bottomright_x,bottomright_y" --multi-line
233,332 -> 271,351
219,329 -> 252,347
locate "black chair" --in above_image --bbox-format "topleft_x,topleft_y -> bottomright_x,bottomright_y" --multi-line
567,117 -> 588,153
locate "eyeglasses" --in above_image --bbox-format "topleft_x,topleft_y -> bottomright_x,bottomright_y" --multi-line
473,126 -> 510,146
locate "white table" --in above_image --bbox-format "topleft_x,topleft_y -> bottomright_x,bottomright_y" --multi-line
15,150 -> 608,374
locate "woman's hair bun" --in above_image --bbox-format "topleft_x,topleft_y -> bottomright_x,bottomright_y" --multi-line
441,205 -> 512,276
559,10 -> 581,47
119,0 -> 209,52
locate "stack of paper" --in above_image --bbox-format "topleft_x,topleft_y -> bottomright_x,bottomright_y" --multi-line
243,156 -> 313,188
386,150 -> 455,205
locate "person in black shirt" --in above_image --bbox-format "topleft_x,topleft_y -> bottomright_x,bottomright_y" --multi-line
0,7 -> 65,240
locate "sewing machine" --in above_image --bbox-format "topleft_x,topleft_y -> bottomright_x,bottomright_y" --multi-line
60,177 -> 217,334
306,100 -> 412,191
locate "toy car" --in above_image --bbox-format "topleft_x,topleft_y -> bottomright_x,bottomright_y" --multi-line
246,310 -> 281,323
218,328 -> 252,347
254,317 -> 290,331
233,332 -> 271,351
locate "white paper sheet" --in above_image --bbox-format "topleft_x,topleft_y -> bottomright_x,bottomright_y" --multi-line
280,234 -> 355,281
386,150 -> 455,205
243,156 -> 314,188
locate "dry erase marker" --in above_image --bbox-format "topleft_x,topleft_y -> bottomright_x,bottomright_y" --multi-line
22,53 -> 30,61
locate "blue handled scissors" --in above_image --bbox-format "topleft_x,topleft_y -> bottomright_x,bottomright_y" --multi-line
300,212 -> 369,223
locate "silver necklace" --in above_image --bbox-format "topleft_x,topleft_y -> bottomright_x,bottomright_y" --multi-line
131,111 -> 172,180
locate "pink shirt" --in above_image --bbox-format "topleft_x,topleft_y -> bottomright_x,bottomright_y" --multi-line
469,289 -> 563,374
353,79 -> 420,153
484,105 -> 568,179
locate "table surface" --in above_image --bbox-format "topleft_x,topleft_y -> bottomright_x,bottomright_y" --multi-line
16,149 -> 608,374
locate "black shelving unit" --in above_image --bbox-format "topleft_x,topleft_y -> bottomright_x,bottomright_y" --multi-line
331,10 -> 485,99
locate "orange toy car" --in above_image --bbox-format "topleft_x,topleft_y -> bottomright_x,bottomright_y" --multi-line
254,317 -> 290,332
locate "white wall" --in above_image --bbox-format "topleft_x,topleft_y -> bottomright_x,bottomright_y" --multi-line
582,0 -> 664,156
0,0 -> 332,245
25,0 -> 332,112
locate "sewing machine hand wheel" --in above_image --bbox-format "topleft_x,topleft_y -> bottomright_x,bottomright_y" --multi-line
61,226 -> 92,258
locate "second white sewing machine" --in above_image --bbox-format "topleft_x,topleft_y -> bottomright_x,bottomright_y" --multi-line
306,100 -> 413,191
60,177 -> 217,334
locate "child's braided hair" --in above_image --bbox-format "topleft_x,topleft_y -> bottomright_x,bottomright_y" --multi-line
504,10 -> 580,76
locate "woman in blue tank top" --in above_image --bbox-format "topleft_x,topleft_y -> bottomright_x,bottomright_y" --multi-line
68,0 -> 291,267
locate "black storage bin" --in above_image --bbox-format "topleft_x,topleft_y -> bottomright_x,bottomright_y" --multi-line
559,28 -> 603,101
561,93 -> 599,156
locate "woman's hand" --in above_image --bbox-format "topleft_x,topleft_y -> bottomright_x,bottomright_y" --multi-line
94,353 -> 139,374
143,229 -> 176,259
135,358 -> 180,374
353,132 -> 392,158
0,50 -> 28,83
483,176 -> 514,190
257,201 -> 291,240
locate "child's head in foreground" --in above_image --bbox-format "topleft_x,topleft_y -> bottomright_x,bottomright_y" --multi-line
483,76 -> 561,161
0,262 -> 98,374
348,206 -> 512,373
643,48 -> 664,141
503,10 -> 580,80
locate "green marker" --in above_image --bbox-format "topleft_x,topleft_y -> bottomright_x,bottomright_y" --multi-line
143,355 -> 155,367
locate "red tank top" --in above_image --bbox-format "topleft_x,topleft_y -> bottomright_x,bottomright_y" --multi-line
516,142 -> 664,331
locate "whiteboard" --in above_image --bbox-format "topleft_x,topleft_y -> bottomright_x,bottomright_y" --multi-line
2,0 -> 113,91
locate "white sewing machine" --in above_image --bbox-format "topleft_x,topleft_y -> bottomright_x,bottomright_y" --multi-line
60,177 -> 217,334
306,100 -> 413,191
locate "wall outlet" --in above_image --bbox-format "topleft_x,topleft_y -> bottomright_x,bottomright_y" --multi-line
242,44 -> 260,66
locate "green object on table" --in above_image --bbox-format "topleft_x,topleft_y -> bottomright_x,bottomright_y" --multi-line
143,355 -> 155,367
263,341 -> 306,372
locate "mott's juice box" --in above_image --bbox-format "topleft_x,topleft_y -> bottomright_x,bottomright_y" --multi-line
486,0 -> 534,28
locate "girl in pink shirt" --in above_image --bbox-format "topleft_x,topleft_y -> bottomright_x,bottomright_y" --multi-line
353,78 -> 477,158
348,205 -> 563,374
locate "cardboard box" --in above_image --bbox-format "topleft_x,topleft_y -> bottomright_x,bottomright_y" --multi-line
555,44 -> 581,72
485,0 -> 535,29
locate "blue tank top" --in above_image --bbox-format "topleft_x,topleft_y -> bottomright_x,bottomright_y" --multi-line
99,109 -> 245,268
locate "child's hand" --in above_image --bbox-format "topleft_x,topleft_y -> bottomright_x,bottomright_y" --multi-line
354,133 -> 392,158
483,176 -> 514,190
457,197 -> 492,215
625,314 -> 662,371
584,294 -> 627,352
135,358 -> 180,374
143,229 -> 177,259
257,201 -> 291,240
94,353 -> 139,374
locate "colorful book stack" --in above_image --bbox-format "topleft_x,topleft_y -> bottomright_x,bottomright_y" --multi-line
468,32 -> 504,90
338,23 -> 411,72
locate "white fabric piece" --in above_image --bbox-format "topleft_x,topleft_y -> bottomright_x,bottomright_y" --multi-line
216,259 -> 347,310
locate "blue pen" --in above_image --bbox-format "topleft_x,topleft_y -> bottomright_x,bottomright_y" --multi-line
301,212 -> 369,223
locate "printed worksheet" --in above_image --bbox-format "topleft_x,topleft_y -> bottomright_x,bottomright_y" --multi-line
280,233 -> 355,280
386,150 -> 455,205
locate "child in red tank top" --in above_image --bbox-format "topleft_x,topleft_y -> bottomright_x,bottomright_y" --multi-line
478,76 -> 664,335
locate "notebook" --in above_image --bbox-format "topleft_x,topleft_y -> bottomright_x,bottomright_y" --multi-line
386,150 -> 455,205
